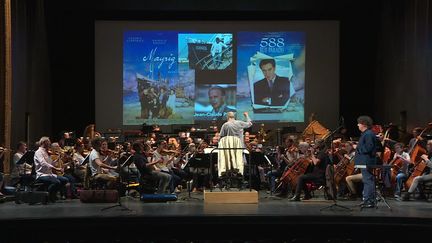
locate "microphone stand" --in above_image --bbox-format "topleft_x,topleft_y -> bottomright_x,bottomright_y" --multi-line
320,125 -> 351,211
101,155 -> 133,212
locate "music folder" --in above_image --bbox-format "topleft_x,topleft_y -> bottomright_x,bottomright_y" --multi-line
121,155 -> 134,168
16,150 -> 35,165
80,154 -> 90,166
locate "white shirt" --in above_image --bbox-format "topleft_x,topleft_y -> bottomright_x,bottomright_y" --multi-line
34,147 -> 56,179
89,149 -> 102,176
211,42 -> 227,56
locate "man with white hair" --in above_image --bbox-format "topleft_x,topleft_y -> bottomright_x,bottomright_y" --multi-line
34,136 -> 69,202
218,112 -> 252,179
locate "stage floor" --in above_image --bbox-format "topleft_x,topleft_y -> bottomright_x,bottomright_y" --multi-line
1,190 -> 431,242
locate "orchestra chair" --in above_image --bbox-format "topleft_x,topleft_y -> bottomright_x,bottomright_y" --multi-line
137,171 -> 157,194
305,181 -> 327,199
419,181 -> 432,199
305,164 -> 334,200
84,165 -> 107,190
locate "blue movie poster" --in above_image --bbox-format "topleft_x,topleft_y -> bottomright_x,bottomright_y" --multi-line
123,31 -> 194,125
237,32 -> 305,122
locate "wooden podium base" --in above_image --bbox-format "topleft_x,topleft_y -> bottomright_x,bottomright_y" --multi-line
204,189 -> 258,204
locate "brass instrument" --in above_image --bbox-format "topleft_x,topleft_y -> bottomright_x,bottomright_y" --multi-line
257,124 -> 267,143
0,147 -> 11,152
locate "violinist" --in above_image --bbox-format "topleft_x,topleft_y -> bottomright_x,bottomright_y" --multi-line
72,141 -> 87,182
33,137 -> 69,202
51,143 -> 78,199
133,142 -> 170,194
81,137 -> 92,156
10,141 -> 32,186
153,140 -> 181,193
99,141 -> 120,177
88,137 -> 118,189
402,139 -> 432,201
391,143 -> 410,199
290,141 -> 330,201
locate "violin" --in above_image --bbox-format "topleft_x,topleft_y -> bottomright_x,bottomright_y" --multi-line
100,149 -> 120,157
160,149 -> 180,156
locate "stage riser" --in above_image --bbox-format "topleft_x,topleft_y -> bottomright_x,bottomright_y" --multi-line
204,190 -> 258,204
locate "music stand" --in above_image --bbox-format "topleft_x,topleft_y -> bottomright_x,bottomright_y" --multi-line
258,151 -> 282,200
120,154 -> 138,198
15,151 -> 35,190
101,155 -> 134,212
209,147 -> 251,192
363,164 -> 392,211
180,154 -> 209,201
320,125 -> 351,211
79,153 -> 89,166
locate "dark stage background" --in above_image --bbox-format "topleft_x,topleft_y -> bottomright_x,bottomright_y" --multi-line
9,0 -> 432,146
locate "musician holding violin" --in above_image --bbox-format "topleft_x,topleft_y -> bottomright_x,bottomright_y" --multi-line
88,137 -> 118,189
72,140 -> 87,182
9,141 -> 32,187
99,140 -> 121,177
133,142 -> 171,194
152,140 -> 182,193
402,139 -> 432,201
33,137 -> 70,202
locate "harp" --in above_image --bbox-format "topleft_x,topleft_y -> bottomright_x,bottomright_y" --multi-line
301,113 -> 331,141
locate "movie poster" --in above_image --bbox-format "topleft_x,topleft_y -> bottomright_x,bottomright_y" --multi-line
123,31 -> 194,125
237,32 -> 305,122
179,33 -> 235,122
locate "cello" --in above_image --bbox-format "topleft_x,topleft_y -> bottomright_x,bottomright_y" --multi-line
277,157 -> 311,191
276,143 -> 313,191
405,123 -> 432,189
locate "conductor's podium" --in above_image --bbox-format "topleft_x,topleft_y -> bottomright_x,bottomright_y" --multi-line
204,189 -> 258,204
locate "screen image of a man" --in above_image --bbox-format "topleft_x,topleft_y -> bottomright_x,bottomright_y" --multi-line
253,59 -> 291,106
208,86 -> 235,119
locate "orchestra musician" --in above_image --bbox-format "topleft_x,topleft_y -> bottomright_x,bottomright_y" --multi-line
10,141 -> 33,187
133,142 -> 171,194
99,140 -> 120,177
88,137 -> 118,189
152,140 -> 181,193
289,141 -> 330,201
72,140 -> 87,182
402,139 -> 432,201
334,141 -> 356,198
391,143 -> 411,199
33,137 -> 69,202
268,138 -> 299,196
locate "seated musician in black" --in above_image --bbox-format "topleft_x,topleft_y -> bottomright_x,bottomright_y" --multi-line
290,142 -> 330,201
132,142 -> 170,194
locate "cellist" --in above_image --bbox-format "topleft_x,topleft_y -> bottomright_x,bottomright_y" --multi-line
391,143 -> 411,199
268,138 -> 299,196
289,141 -> 330,201
402,139 -> 432,201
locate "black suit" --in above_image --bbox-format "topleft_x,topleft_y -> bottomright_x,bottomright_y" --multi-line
253,75 -> 290,106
